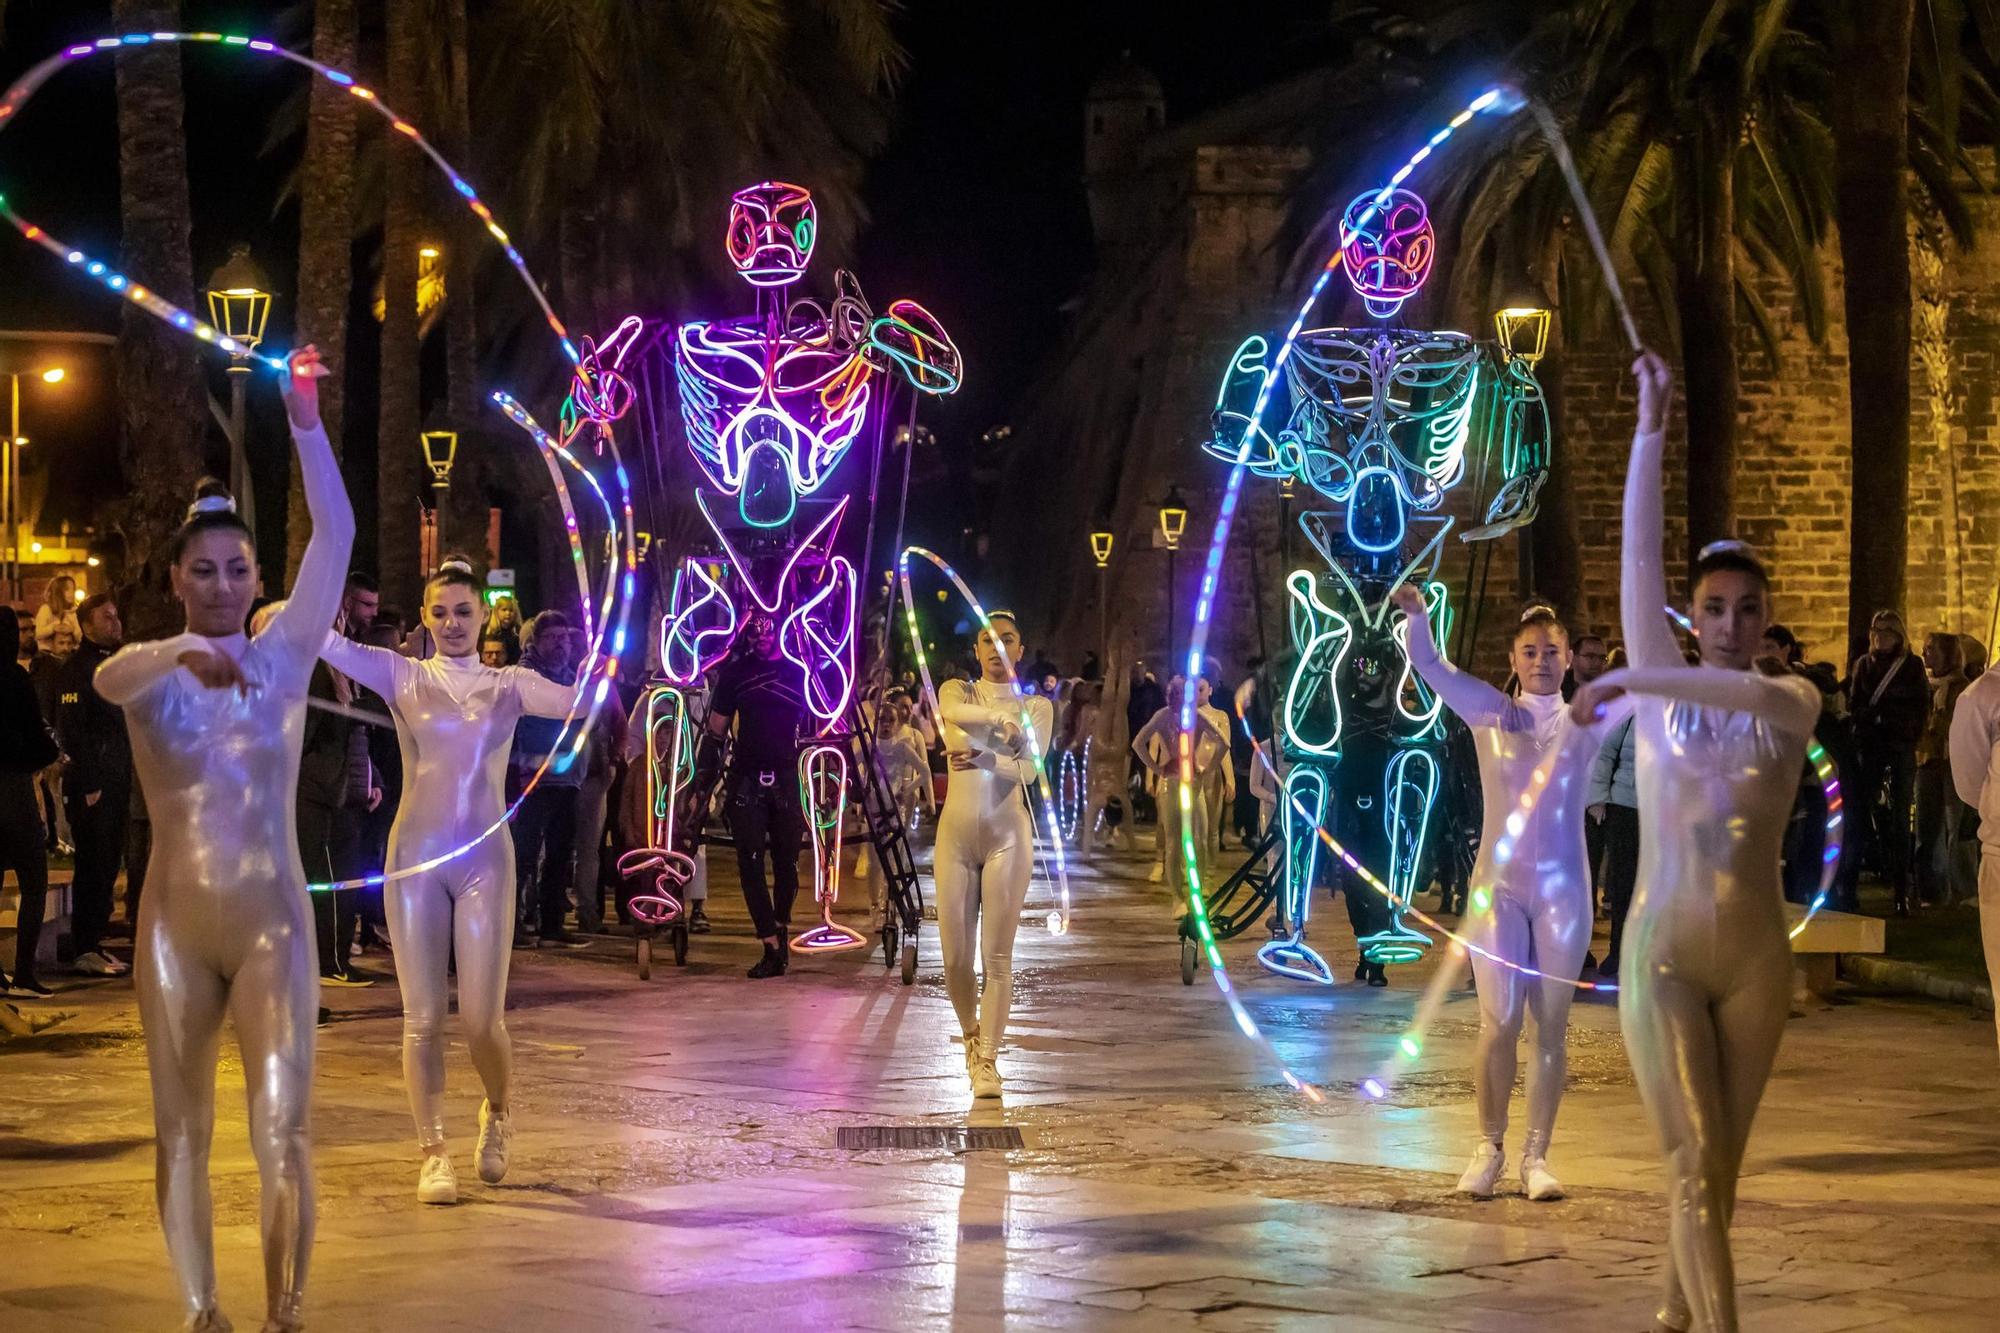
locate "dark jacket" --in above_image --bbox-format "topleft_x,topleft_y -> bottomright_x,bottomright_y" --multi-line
1849,648 -> 1929,751
0,660 -> 60,775
298,662 -> 354,811
53,638 -> 129,796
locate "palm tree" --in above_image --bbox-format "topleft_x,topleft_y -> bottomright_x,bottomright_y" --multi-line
287,0 -> 357,587
377,0 -> 425,612
437,0 -> 494,564
109,0 -> 207,638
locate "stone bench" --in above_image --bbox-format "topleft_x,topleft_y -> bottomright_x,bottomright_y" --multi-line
1787,903 -> 1884,1002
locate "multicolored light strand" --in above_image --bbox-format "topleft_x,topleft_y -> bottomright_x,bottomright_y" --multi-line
618,685 -> 697,926
896,545 -> 1072,935
793,744 -> 868,952
0,31 -> 636,894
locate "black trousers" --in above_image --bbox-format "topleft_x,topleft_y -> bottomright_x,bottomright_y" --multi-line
1585,813 -> 1607,911
298,798 -> 364,977
1850,743 -> 1916,898
512,784 -> 580,935
64,777 -> 128,960
1600,803 -> 1640,974
728,770 -> 803,941
1,775 -> 49,983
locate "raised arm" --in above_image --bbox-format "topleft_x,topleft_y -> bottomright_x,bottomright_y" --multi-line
508,664 -> 584,719
95,632 -> 210,708
318,631 -> 401,701
1391,584 -> 1509,728
1620,351 -> 1682,670
258,347 -> 356,682
1594,665 -> 1820,739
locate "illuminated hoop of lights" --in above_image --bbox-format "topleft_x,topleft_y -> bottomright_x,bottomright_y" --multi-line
0,32 -> 638,895
619,684 -> 695,926
1171,85 -> 1539,1105
895,545 -> 1073,935
0,32 -> 579,371
792,744 -> 868,952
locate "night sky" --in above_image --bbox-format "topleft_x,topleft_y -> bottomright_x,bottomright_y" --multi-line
0,2 -> 1336,557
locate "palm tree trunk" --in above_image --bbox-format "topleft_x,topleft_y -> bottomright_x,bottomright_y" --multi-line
1831,0 -> 1915,646
288,0 -> 358,588
438,0 -> 490,565
110,0 -> 205,639
1673,102 -> 1740,575
377,0 -> 425,611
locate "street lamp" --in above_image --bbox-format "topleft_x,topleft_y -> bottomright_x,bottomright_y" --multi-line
205,244 -> 276,545
1089,526 -> 1114,664
1158,484 -> 1187,671
419,429 -> 459,571
5,364 -> 64,598
1493,306 -> 1552,366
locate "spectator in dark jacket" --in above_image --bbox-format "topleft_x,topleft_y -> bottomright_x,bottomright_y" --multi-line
0,605 -> 60,994
1847,609 -> 1930,914
52,594 -> 135,971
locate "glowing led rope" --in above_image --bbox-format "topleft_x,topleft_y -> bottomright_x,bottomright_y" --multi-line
793,744 -> 867,952
896,545 -> 1073,934
619,684 -> 695,926
0,32 -> 636,896
1170,85 -> 1522,1105
0,32 -> 578,371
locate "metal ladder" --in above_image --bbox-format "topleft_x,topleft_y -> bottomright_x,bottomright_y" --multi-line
836,696 -> 926,983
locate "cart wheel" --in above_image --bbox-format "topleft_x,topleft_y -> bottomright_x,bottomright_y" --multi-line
637,936 -> 653,981
899,940 -> 918,986
881,922 -> 899,970
1181,937 -> 1199,986
672,925 -> 689,966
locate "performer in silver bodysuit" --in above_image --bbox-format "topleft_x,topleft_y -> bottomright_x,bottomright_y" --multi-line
1393,586 -> 1622,1201
99,347 -> 349,1333
1574,352 -> 1822,1333
319,561 -> 579,1205
933,613 -> 1052,1100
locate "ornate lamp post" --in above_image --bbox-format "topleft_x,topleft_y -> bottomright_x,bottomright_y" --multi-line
1089,526 -> 1114,664
1158,484 -> 1187,670
419,429 -> 459,571
204,244 -> 275,544
4,364 -> 65,598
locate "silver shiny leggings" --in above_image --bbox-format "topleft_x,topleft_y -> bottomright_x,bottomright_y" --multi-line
1620,918 -> 1791,1333
386,837 -> 514,1150
136,887 -> 317,1329
934,801 -> 1033,1051
1466,890 -> 1589,1149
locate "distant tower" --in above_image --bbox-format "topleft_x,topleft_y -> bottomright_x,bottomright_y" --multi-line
1084,51 -> 1165,248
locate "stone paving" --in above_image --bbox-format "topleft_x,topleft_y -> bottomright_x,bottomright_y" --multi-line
3,836 -> 1999,1331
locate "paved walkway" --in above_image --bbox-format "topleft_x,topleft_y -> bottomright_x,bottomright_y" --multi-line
3,837 -> 1998,1331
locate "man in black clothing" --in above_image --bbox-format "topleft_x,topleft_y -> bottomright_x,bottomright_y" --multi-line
703,614 -> 809,979
0,606 -> 59,996
1847,608 -> 1930,914
52,595 -> 132,975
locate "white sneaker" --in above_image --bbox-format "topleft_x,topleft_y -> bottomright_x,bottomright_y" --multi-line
476,1100 -> 512,1185
179,1309 -> 234,1333
417,1152 -> 458,1205
1455,1140 -> 1505,1198
970,1052 -> 1002,1100
961,1033 -> 984,1083
1521,1154 -> 1564,1201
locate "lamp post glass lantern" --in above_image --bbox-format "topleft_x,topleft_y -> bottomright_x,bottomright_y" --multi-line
1159,485 -> 1188,668
5,363 -> 64,598
419,430 -> 459,572
204,244 -> 277,545
1090,528 -> 1114,660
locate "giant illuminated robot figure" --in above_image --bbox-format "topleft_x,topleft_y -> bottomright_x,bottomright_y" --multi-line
1204,187 -> 1549,984
636,181 -> 960,953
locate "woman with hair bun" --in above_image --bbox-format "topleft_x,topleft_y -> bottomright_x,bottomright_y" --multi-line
95,346 -> 350,1333
1573,352 -> 1824,1333
1390,585 -> 1624,1202
317,554 -> 581,1206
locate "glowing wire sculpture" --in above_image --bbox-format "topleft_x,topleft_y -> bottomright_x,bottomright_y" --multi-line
896,545 -> 1073,935
793,744 -> 867,952
618,685 -> 697,926
0,31 -> 636,896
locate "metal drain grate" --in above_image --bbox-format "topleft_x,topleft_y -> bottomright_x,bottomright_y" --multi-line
837,1126 -> 1025,1152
